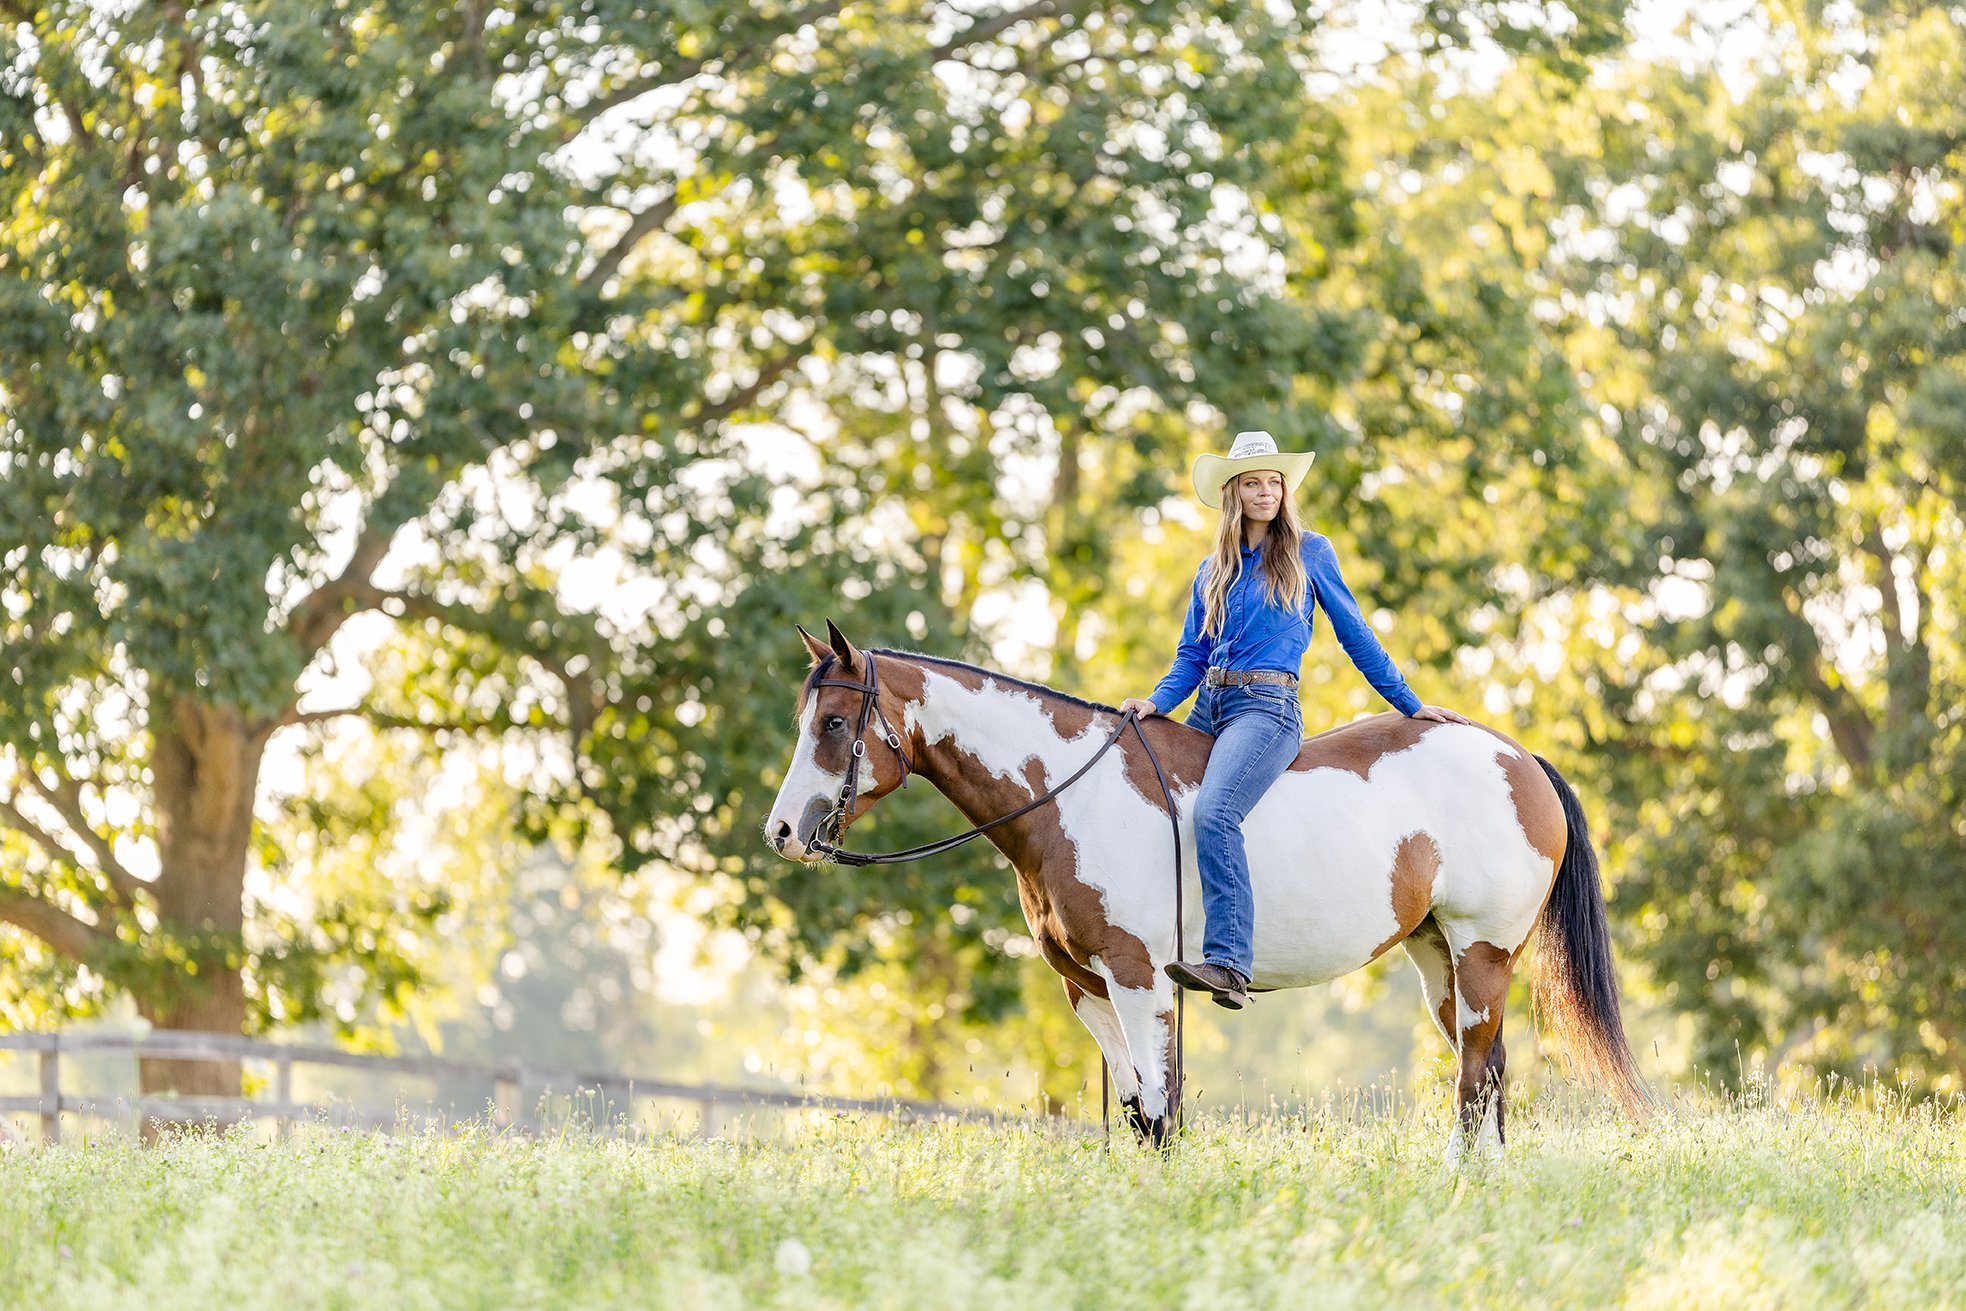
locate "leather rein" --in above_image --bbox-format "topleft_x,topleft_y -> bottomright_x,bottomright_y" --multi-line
803,650 -> 1187,1136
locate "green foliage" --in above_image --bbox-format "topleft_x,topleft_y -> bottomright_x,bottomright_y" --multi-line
9,0 -> 1958,1112
0,0 -> 1437,1052
1362,0 -> 1966,1087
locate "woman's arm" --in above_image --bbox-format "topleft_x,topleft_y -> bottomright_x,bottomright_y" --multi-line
1305,535 -> 1426,716
1133,565 -> 1213,716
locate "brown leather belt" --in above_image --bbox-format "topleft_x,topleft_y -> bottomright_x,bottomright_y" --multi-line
1203,667 -> 1298,689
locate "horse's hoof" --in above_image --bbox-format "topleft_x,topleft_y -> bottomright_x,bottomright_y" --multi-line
1119,1097 -> 1175,1150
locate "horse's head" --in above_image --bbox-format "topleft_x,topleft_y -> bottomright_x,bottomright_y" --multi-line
764,620 -> 915,862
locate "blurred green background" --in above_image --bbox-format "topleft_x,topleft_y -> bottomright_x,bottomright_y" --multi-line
1,0 -> 1960,1114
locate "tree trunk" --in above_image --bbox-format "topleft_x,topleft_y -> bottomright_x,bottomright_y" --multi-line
137,696 -> 266,1109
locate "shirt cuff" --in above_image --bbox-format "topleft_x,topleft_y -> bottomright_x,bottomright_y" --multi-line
1392,687 -> 1423,716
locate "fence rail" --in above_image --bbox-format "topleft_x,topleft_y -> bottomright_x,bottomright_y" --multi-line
0,1030 -> 996,1144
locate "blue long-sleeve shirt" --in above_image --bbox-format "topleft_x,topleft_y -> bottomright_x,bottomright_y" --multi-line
1148,532 -> 1422,717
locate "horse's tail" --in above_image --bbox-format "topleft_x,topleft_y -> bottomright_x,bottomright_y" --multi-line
1531,755 -> 1654,1117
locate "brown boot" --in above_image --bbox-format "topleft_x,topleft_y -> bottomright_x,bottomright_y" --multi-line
1163,961 -> 1251,1011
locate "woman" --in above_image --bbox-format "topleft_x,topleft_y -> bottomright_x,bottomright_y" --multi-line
1118,431 -> 1470,1011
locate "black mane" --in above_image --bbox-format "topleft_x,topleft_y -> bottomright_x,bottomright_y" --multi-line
798,646 -> 1123,716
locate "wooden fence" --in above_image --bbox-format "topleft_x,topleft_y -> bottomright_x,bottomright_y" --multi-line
0,1030 -> 995,1143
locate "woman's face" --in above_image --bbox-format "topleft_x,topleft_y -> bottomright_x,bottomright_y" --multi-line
1235,470 -> 1285,526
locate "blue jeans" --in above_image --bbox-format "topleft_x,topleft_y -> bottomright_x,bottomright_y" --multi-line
1184,683 -> 1303,979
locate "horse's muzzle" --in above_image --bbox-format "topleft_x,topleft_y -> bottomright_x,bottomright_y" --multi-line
765,797 -> 837,861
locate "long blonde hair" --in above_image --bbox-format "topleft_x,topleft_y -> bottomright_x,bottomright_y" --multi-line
1201,476 -> 1308,638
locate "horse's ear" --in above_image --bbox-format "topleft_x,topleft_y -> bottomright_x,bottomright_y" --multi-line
796,624 -> 832,666
824,618 -> 859,672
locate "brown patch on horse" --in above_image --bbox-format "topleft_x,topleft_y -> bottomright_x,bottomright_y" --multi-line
1011,761 -> 1158,991
1288,712 -> 1435,780
875,657 -> 928,719
1120,714 -> 1209,810
1039,695 -> 1097,741
1494,745 -> 1566,863
1369,832 -> 1443,959
1451,939 -> 1521,1134
1454,940 -> 1518,1008
912,715 -> 1156,995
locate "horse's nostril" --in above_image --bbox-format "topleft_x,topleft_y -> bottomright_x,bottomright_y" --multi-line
770,820 -> 791,851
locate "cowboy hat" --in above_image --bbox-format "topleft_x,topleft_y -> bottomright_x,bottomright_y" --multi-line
1191,431 -> 1316,506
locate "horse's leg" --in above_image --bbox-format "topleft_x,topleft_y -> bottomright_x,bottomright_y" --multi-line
1096,966 -> 1176,1148
1443,934 -> 1514,1167
1401,914 -> 1457,1047
1063,980 -> 1145,1129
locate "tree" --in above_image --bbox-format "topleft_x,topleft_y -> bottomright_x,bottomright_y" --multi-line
0,0 -> 1354,1096
1396,0 -> 1966,1086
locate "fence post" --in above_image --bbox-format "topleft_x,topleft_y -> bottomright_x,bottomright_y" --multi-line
517,1067 -> 542,1134
39,1035 -> 59,1146
493,1068 -> 516,1131
698,1095 -> 717,1140
274,1053 -> 294,1139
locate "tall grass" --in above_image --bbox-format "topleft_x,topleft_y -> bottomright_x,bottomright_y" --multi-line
3,1086 -> 1960,1309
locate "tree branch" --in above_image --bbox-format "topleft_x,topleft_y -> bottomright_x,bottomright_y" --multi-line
688,348 -> 808,427
0,798 -> 84,878
273,703 -> 542,736
564,0 -> 848,136
19,768 -> 143,904
578,194 -> 681,297
1863,527 -> 1932,736
0,885 -> 106,962
1770,578 -> 1876,773
1792,643 -> 1877,773
926,0 -> 1091,61
287,519 -> 403,658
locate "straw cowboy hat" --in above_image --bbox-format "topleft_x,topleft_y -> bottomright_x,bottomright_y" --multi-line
1191,430 -> 1316,506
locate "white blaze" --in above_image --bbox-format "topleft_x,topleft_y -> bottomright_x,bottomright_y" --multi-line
765,697 -> 850,860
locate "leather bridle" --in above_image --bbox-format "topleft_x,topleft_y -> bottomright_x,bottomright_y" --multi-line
805,650 -> 915,856
798,648 -> 1188,1138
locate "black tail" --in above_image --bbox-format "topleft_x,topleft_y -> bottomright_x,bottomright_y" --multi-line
1531,756 -> 1653,1117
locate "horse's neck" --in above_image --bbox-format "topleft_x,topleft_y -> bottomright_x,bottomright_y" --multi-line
897,662 -> 1108,862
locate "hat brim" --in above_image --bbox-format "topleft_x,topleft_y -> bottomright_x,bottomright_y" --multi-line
1192,451 -> 1316,506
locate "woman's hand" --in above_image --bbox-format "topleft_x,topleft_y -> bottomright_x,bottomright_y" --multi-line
1119,698 -> 1160,718
1408,704 -> 1474,725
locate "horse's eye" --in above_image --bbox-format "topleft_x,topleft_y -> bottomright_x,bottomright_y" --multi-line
822,715 -> 846,733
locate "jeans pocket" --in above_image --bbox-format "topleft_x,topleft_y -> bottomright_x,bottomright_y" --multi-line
1258,685 -> 1303,732
1249,682 -> 1299,709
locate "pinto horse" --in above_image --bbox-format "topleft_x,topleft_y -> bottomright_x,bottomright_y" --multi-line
765,622 -> 1650,1158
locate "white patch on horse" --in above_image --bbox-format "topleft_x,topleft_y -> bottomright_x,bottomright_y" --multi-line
1455,993 -> 1491,1034
904,671 -> 1058,796
1237,726 -> 1553,988
1094,958 -> 1172,1121
1072,991 -> 1141,1103
1403,929 -> 1455,1044
905,669 -> 1195,979
1445,1095 -> 1504,1169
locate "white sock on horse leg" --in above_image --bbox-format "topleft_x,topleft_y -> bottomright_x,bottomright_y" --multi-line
1095,964 -> 1174,1122
1071,990 -> 1141,1103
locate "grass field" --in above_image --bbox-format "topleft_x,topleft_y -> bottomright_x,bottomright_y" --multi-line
4,1088 -> 1962,1310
